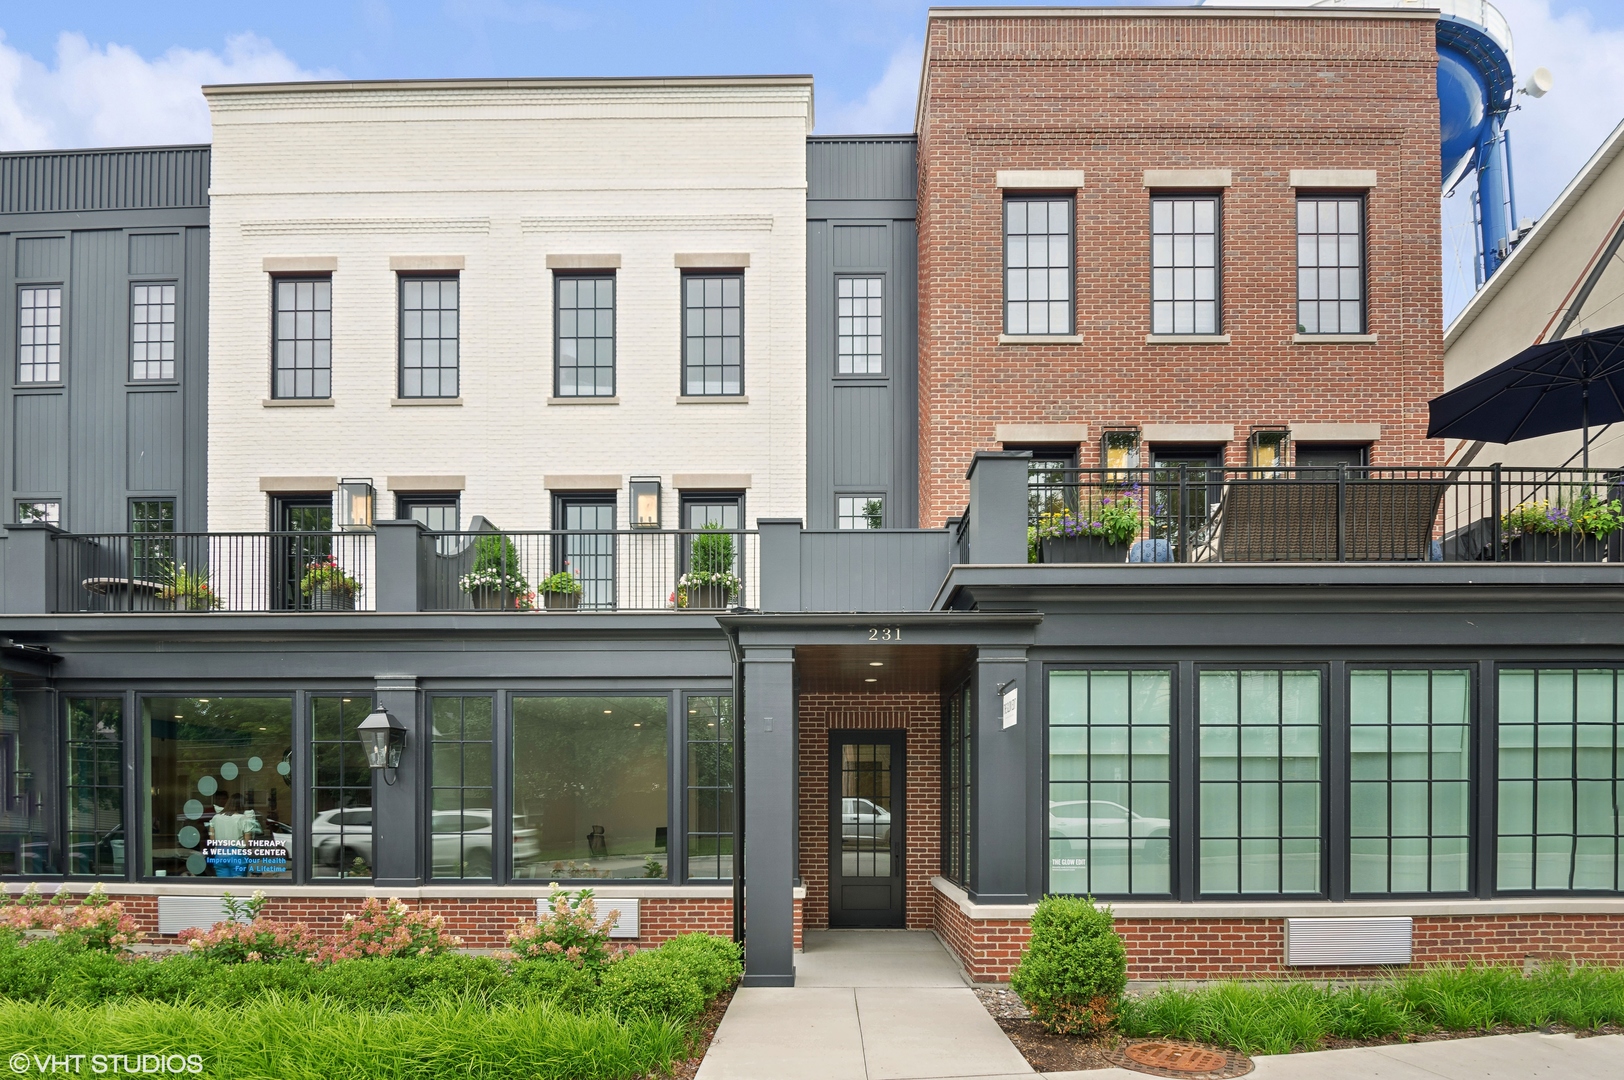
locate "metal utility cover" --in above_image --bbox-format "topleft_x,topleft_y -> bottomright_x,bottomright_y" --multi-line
1286,916 -> 1413,966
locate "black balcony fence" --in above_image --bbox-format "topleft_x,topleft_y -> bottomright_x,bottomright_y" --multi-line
421,529 -> 759,612
53,531 -> 377,612
1026,466 -> 1624,564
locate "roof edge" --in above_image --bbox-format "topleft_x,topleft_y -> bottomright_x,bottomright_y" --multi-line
926,5 -> 1438,19
0,143 -> 211,158
203,74 -> 815,97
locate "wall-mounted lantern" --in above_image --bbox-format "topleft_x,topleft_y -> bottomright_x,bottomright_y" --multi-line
1101,427 -> 1141,477
1248,427 -> 1291,476
338,478 -> 376,531
630,476 -> 663,529
357,705 -> 407,783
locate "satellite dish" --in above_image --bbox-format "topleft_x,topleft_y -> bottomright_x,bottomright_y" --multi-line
1521,67 -> 1553,98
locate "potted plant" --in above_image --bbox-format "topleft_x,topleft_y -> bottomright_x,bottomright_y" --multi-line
538,566 -> 583,611
300,555 -> 360,611
158,563 -> 221,612
1503,492 -> 1623,562
458,534 -> 528,610
677,525 -> 741,609
1032,485 -> 1141,563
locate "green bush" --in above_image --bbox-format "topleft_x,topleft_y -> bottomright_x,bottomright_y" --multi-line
596,951 -> 705,1022
1008,895 -> 1127,1036
656,933 -> 742,998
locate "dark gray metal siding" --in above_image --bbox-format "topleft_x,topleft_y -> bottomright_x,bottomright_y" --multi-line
807,136 -> 918,529
0,146 -> 209,533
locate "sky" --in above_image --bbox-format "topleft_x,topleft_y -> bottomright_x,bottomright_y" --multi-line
1,0 -> 1622,323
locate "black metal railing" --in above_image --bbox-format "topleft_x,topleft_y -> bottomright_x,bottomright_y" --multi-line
53,532 -> 377,612
1026,466 -> 1624,564
421,529 -> 759,612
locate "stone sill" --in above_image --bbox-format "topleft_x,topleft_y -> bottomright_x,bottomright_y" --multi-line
997,334 -> 1083,345
1145,334 -> 1230,345
23,881 -> 781,901
391,397 -> 463,406
547,395 -> 619,405
262,398 -> 333,408
1292,334 -> 1378,345
676,395 -> 749,404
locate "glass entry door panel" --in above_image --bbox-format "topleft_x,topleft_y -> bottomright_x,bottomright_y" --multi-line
275,498 -> 333,611
560,499 -> 615,609
829,731 -> 905,928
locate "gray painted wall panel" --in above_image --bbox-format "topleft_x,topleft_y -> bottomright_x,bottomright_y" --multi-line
15,236 -> 65,279
833,225 -> 888,269
832,385 -> 892,488
182,226 -> 208,530
798,530 -> 949,611
13,393 -> 66,492
128,232 -> 181,276
807,138 -> 918,202
67,229 -> 125,532
127,392 -> 182,491
0,147 -> 210,214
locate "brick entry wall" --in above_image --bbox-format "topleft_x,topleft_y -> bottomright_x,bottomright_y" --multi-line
799,692 -> 942,931
914,9 -> 1445,525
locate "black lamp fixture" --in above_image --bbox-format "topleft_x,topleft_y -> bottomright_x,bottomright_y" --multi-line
357,705 -> 407,783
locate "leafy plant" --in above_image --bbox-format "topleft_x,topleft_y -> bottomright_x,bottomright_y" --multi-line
42,885 -> 142,953
677,523 -> 741,604
178,890 -> 318,964
507,887 -> 621,969
655,933 -> 742,998
1503,491 -> 1624,538
594,950 -> 704,1022
862,498 -> 884,530
539,567 -> 583,595
458,534 -> 529,594
1032,485 -> 1142,548
300,555 -> 360,597
642,857 -> 664,879
313,897 -> 461,963
157,563 -> 220,610
1009,895 -> 1127,1036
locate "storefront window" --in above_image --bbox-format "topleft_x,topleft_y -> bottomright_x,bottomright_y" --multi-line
0,678 -> 51,875
1199,670 -> 1322,896
67,698 -> 125,877
143,698 -> 294,879
512,696 -> 668,880
1498,669 -> 1623,892
312,696 -> 373,879
685,695 -> 734,881
1048,670 -> 1173,897
429,696 -> 494,880
1349,670 -> 1471,895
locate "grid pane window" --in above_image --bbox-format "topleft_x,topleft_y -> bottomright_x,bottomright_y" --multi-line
1004,198 -> 1073,335
1349,670 -> 1472,895
943,682 -> 973,886
836,276 -> 883,374
312,696 -> 373,879
1296,198 -> 1364,334
429,696 -> 494,880
18,287 -> 62,383
1497,669 -> 1623,892
273,278 -> 332,399
131,283 -> 176,380
1151,198 -> 1218,335
66,698 -> 124,876
837,496 -> 883,530
686,695 -> 735,881
1048,670 -> 1173,897
130,499 -> 176,584
1199,669 -> 1322,896
556,275 -> 615,396
400,277 -> 459,399
16,501 -> 58,525
683,274 -> 743,395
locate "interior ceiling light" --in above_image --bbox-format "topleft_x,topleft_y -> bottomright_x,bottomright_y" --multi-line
869,661 -> 884,667
864,678 -> 878,683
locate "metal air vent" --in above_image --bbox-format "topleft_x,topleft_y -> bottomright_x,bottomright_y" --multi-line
1286,917 -> 1412,966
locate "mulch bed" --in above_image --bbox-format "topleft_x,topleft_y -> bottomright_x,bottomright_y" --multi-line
655,986 -> 735,1080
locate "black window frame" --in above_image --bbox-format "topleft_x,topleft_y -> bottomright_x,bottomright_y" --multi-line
553,492 -> 618,610
1149,192 -> 1222,336
942,679 -> 973,888
129,498 -> 177,584
1295,192 -> 1367,336
554,271 -> 616,398
426,694 -> 496,882
835,494 -> 885,531
310,693 -> 377,881
1002,193 -> 1076,337
682,690 -> 736,883
64,696 -> 125,878
678,491 -> 745,576
270,275 -> 333,400
680,271 -> 745,396
397,273 -> 460,400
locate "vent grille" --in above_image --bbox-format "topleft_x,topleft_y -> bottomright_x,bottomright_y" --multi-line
157,895 -> 230,935
1286,916 -> 1413,966
538,896 -> 639,939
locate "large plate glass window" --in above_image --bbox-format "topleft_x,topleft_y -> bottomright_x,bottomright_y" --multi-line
685,695 -> 734,881
272,277 -> 332,399
1348,669 -> 1471,895
131,283 -> 177,380
1199,670 -> 1322,896
0,678 -> 50,875
67,698 -> 124,876
556,274 -> 615,397
1004,196 -> 1073,335
142,697 -> 294,880
1497,668 -> 1622,892
18,286 -> 62,384
836,276 -> 883,374
399,276 -> 459,399
312,696 -> 374,879
429,696 -> 494,880
1296,196 -> 1364,335
682,273 -> 743,395
1151,196 -> 1218,335
1048,670 -> 1172,896
512,696 -> 669,880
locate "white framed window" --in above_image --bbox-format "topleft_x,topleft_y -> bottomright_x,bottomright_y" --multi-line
1297,197 -> 1365,334
836,276 -> 883,375
1151,197 -> 1218,335
131,283 -> 177,381
18,286 -> 62,383
1004,197 -> 1073,335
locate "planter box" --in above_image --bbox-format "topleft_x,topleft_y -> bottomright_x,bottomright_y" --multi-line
543,591 -> 581,611
469,587 -> 512,611
1506,533 -> 1610,563
307,587 -> 356,611
1040,536 -> 1131,564
684,584 -> 733,610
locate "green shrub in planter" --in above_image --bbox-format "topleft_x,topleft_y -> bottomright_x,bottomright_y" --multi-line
1009,895 -> 1127,1036
656,933 -> 742,998
596,951 -> 704,1021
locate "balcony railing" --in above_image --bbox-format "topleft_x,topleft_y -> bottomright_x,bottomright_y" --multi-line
1027,466 -> 1624,564
421,529 -> 759,612
53,531 -> 377,612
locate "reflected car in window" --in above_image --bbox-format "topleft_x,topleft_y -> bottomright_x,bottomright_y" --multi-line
310,808 -> 539,878
1047,800 -> 1169,847
840,797 -> 891,849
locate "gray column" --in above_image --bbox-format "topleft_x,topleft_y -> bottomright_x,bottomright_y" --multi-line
741,644 -> 796,986
372,520 -> 428,612
371,675 -> 424,887
972,646 -> 1030,904
1,524 -> 60,614
965,452 -> 1031,565
756,519 -> 803,613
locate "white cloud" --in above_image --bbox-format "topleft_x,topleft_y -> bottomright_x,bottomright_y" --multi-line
0,31 -> 332,152
815,38 -> 922,135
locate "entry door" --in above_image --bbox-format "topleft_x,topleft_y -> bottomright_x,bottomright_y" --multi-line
829,731 -> 905,928
273,496 -> 333,611
557,496 -> 615,609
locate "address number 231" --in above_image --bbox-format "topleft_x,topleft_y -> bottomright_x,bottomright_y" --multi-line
868,626 -> 902,641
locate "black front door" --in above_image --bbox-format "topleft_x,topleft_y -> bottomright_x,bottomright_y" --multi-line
273,496 -> 333,611
829,731 -> 905,928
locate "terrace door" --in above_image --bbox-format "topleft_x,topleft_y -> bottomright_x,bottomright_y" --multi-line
273,496 -> 333,611
557,496 -> 615,610
829,731 -> 905,928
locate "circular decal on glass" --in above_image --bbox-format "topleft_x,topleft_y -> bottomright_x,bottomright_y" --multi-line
276,761 -> 291,776
220,761 -> 239,781
197,776 -> 218,796
177,826 -> 201,849
183,799 -> 204,820
186,853 -> 206,875
247,756 -> 263,772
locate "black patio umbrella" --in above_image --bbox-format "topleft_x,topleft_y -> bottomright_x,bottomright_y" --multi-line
1427,323 -> 1624,470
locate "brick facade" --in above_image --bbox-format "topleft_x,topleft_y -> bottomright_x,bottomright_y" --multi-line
915,9 -> 1445,525
798,692 -> 942,931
